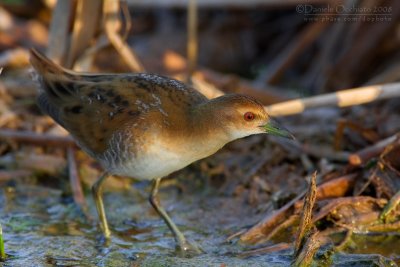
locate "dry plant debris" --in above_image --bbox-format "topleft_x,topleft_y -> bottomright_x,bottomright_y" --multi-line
293,172 -> 318,260
0,0 -> 399,266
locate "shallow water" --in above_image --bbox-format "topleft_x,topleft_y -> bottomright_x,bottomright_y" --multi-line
0,177 -> 398,266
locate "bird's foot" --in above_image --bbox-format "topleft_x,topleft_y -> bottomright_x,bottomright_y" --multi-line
176,240 -> 203,258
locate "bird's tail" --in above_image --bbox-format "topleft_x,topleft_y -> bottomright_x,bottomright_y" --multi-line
30,49 -> 77,126
29,49 -> 71,76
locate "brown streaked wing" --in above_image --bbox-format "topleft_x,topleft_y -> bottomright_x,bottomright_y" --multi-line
56,81 -> 146,155
56,75 -> 207,155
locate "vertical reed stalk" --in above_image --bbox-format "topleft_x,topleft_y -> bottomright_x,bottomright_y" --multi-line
0,222 -> 5,261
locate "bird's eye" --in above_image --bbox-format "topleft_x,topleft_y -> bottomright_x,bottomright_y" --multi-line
244,112 -> 255,121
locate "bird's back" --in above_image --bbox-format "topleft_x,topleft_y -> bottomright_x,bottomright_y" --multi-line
30,50 -> 208,174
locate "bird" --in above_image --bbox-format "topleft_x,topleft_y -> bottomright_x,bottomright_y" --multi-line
30,49 -> 293,256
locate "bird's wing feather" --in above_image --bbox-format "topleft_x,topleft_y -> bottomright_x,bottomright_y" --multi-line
30,49 -> 207,155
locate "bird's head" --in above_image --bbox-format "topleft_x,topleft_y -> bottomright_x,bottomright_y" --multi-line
203,94 -> 294,141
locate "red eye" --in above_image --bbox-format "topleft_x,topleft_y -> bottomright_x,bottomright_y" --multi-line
244,112 -> 255,121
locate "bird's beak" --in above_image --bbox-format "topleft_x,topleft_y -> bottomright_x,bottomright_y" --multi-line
262,118 -> 295,140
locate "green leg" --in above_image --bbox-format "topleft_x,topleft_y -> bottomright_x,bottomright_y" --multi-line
149,178 -> 201,256
92,172 -> 111,238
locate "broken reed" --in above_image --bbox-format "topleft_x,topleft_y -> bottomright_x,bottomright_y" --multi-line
0,222 -> 5,261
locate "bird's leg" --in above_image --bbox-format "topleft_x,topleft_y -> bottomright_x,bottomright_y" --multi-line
149,177 -> 202,256
92,172 -> 111,239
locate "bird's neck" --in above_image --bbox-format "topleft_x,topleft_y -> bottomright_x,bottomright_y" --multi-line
157,101 -> 234,162
188,101 -> 233,147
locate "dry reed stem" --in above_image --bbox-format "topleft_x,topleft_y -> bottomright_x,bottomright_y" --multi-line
47,0 -> 73,64
349,134 -> 398,166
292,231 -> 322,267
104,0 -> 145,72
266,83 -> 400,117
67,147 -> 89,216
0,129 -> 76,147
186,0 -> 198,83
66,0 -> 102,69
293,171 -> 317,257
